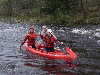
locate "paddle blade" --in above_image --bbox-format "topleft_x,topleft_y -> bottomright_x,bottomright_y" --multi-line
65,47 -> 77,58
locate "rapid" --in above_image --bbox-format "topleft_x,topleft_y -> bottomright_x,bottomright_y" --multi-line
0,22 -> 100,75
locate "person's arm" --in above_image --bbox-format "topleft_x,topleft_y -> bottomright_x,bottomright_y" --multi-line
41,26 -> 46,35
21,35 -> 29,45
54,37 -> 63,46
40,26 -> 46,39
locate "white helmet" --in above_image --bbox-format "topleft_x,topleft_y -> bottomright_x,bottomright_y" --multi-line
47,29 -> 57,39
47,29 -> 52,33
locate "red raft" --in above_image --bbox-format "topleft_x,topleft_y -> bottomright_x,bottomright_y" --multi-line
24,43 -> 72,62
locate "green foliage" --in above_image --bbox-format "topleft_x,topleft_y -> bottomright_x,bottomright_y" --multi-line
0,0 -> 8,9
40,0 -> 79,16
0,0 -> 100,26
0,0 -> 8,4
21,0 -> 35,9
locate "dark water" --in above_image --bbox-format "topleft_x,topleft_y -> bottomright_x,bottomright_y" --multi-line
0,22 -> 100,75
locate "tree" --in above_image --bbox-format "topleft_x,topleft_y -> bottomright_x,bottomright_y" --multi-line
40,0 -> 79,16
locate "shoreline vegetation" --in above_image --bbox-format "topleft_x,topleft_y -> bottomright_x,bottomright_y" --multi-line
0,0 -> 100,26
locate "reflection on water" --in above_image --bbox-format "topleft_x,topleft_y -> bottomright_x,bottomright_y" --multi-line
23,53 -> 76,75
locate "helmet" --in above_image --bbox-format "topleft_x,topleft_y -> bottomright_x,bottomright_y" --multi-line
47,29 -> 52,33
30,27 -> 34,30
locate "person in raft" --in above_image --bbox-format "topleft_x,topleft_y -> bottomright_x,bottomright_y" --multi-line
40,26 -> 63,52
21,27 -> 41,49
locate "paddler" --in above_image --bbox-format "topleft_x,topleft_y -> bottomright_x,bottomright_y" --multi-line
40,26 -> 63,52
21,27 -> 41,49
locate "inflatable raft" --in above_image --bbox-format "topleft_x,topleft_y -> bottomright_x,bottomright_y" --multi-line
24,43 -> 72,62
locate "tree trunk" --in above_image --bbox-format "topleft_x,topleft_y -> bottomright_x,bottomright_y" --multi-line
86,0 -> 88,11
80,0 -> 86,18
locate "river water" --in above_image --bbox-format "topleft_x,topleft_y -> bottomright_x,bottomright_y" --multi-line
0,21 -> 100,75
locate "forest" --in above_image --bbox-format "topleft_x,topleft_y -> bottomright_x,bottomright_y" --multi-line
0,0 -> 100,26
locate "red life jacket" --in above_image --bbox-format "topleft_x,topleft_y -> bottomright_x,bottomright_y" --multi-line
22,32 -> 37,45
45,35 -> 55,48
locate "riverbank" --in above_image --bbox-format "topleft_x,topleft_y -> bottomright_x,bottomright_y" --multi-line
0,16 -> 100,26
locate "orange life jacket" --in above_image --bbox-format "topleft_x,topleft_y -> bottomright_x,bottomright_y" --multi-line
45,35 -> 55,48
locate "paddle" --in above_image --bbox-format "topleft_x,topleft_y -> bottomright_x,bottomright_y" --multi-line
20,42 -> 24,50
17,45 -> 22,50
62,44 -> 77,58
20,45 -> 22,50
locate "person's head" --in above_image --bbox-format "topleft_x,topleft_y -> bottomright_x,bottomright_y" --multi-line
30,27 -> 34,32
47,29 -> 52,36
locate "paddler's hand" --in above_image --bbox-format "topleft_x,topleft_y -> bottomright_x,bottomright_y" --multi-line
42,26 -> 46,30
21,43 -> 24,45
59,42 -> 64,47
60,42 -> 63,45
27,34 -> 30,37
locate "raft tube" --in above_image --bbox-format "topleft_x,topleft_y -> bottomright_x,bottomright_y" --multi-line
24,43 -> 72,62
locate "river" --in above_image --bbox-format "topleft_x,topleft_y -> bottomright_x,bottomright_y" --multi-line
0,22 -> 100,75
